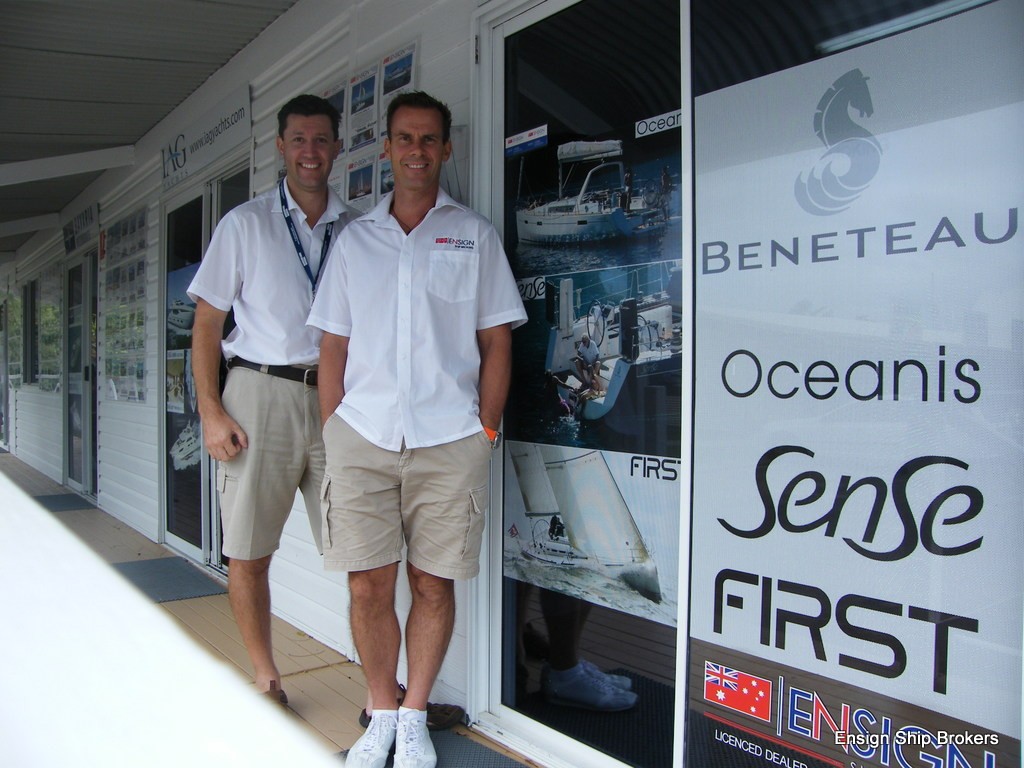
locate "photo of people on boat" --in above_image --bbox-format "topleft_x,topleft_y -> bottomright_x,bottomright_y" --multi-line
505,261 -> 683,458
503,442 -> 679,628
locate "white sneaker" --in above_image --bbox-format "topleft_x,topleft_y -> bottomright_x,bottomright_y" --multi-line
542,662 -> 638,711
345,711 -> 397,768
579,658 -> 633,691
394,713 -> 437,768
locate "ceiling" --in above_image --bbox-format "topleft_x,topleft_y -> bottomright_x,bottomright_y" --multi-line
0,0 -> 299,257
0,0 -> 972,259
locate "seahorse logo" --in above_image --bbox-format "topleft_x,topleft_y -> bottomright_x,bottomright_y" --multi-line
795,69 -> 882,215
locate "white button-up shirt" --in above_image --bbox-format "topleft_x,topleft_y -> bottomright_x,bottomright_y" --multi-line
188,183 -> 354,365
308,189 -> 527,450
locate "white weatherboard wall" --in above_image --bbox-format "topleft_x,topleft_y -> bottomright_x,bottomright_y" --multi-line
9,0 -> 483,708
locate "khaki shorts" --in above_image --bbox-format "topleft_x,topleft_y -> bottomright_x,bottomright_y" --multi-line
321,415 -> 492,579
217,366 -> 325,560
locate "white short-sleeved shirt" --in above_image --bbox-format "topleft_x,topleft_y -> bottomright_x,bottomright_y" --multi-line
308,189 -> 527,450
578,339 -> 600,366
188,182 -> 354,365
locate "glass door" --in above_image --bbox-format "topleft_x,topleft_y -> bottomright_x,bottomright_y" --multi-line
475,1 -> 685,765
0,299 -> 7,448
163,164 -> 249,564
165,192 -> 205,557
65,248 -> 98,494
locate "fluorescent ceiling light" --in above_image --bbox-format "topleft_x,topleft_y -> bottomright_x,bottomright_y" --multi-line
818,0 -> 991,53
0,145 -> 134,187
0,214 -> 60,238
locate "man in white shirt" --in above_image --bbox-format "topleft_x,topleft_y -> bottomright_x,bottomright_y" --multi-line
309,91 -> 526,768
574,333 -> 602,394
188,94 -> 352,705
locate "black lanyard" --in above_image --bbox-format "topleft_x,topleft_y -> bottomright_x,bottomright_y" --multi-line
279,179 -> 333,297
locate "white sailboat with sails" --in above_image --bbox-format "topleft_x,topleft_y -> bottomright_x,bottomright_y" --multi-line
510,443 -> 662,603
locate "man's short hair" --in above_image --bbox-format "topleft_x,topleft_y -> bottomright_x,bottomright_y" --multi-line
386,91 -> 452,143
278,94 -> 342,140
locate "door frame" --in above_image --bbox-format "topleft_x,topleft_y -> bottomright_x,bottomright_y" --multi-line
0,298 -> 8,449
159,152 -> 250,567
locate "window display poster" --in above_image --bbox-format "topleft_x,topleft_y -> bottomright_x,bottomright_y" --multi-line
378,151 -> 393,198
323,79 -> 347,194
36,266 -> 63,393
348,65 -> 378,152
689,3 -> 1022,767
101,207 -> 148,402
346,153 -> 376,212
500,0 -> 684,625
378,41 -> 417,137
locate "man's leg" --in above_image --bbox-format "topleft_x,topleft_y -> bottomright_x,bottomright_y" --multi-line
350,563 -> 403,711
401,564 -> 456,711
228,554 -> 279,692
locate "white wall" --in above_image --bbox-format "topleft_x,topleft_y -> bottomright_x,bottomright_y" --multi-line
7,0 -> 483,706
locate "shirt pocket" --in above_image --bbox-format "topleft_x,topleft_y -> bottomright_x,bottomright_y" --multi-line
427,249 -> 477,303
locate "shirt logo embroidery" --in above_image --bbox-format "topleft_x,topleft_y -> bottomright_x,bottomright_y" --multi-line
435,236 -> 476,250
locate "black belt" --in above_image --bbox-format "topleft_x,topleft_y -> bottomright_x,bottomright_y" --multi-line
227,357 -> 318,386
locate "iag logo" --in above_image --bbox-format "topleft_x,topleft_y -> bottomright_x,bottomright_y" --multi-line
162,133 -> 187,179
795,69 -> 882,216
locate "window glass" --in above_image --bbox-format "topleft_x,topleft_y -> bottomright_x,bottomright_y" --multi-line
501,1 -> 682,765
690,2 -> 1022,766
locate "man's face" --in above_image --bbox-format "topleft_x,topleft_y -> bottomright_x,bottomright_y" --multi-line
276,113 -> 340,195
385,106 -> 451,196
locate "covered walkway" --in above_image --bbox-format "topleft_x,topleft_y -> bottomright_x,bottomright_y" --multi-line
0,449 -> 527,766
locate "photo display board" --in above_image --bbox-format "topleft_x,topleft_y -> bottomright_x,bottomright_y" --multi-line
688,2 -> 1023,767
101,207 -> 148,402
322,41 -> 419,211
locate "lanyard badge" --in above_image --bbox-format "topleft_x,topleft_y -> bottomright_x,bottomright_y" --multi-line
279,180 -> 334,301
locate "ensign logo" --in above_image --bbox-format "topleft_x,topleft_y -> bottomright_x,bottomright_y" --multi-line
435,236 -> 475,250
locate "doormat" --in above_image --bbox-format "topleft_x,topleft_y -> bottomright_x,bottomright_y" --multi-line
33,493 -> 97,512
112,557 -> 226,603
517,670 -> 673,768
338,729 -> 523,767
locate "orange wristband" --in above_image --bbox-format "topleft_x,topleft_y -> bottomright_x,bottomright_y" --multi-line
483,427 -> 499,441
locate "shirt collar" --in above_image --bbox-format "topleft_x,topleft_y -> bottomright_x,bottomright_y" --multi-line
364,188 -> 468,226
276,180 -> 352,225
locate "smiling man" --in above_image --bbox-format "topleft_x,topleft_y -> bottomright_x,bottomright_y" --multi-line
188,94 -> 354,705
309,91 -> 526,768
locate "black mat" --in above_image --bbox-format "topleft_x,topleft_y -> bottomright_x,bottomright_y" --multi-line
339,729 -> 523,767
33,493 -> 97,511
112,557 -> 226,603
517,670 -> 674,768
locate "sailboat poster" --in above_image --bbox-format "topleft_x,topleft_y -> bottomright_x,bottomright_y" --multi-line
348,65 -> 378,151
503,442 -> 680,628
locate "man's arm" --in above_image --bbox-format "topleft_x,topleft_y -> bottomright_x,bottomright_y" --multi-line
476,323 -> 513,432
318,331 -> 349,429
192,298 -> 248,461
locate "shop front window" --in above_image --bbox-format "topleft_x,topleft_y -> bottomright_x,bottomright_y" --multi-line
689,1 -> 1022,766
500,1 -> 682,765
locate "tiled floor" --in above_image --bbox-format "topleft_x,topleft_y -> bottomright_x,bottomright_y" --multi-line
0,450 -> 529,765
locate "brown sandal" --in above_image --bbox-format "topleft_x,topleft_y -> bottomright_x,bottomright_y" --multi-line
357,684 -> 464,730
262,680 -> 288,705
